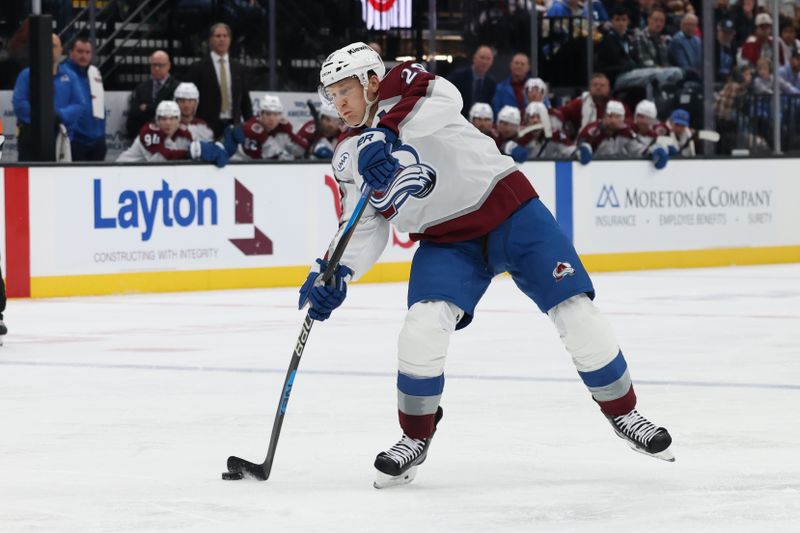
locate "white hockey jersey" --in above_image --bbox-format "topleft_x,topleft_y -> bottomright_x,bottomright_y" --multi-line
116,123 -> 193,162
325,61 -> 538,280
230,117 -> 309,161
185,118 -> 214,142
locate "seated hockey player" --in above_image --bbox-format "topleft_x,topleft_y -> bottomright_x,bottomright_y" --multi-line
303,42 -> 674,489
117,100 -> 228,166
495,105 -> 528,162
667,108 -> 695,157
631,100 -> 671,156
174,82 -> 214,142
223,95 -> 309,161
576,100 -> 668,169
298,101 -> 345,159
468,102 -> 496,138
523,77 -> 551,110
517,102 -> 575,159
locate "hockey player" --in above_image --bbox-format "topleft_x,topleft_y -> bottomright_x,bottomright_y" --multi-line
174,82 -> 214,142
495,105 -> 528,162
468,102 -> 495,137
667,108 -> 695,157
117,101 -> 228,166
632,100 -> 670,155
518,102 -> 575,159
303,42 -> 674,489
298,101 -> 344,159
576,100 -> 669,169
223,94 -> 309,161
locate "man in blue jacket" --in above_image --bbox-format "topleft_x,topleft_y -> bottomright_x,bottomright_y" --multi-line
61,35 -> 107,161
668,13 -> 702,79
491,53 -> 531,116
12,33 -> 85,161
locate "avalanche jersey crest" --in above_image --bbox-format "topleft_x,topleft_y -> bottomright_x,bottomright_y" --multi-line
370,144 -> 437,220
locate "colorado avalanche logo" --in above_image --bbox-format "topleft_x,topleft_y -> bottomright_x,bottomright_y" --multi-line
552,261 -> 575,282
369,144 -> 437,220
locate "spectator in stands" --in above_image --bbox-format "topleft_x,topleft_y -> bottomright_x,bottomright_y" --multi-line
778,19 -> 800,67
125,50 -> 180,141
667,108 -> 696,156
62,35 -> 107,161
468,102 -> 495,137
779,49 -> 800,92
12,33 -> 84,162
631,7 -> 670,68
117,100 -> 228,165
491,53 -> 531,116
731,0 -> 757,48
668,13 -> 702,79
297,102 -> 345,159
447,45 -> 497,118
546,0 -> 582,17
558,72 -> 613,137
495,105 -> 528,162
222,95 -> 308,161
714,0 -> 733,26
519,102 -> 575,159
715,65 -> 753,154
631,0 -> 656,31
597,6 -> 637,85
715,19 -> 738,83
753,57 -> 800,94
174,82 -> 214,141
186,23 -> 253,138
740,13 -> 774,66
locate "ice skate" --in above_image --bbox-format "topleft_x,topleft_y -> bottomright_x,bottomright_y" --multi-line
607,409 -> 674,462
373,407 -> 443,489
0,318 -> 7,346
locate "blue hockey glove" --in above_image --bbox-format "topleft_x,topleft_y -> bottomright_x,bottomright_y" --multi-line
510,144 -> 528,163
577,143 -> 593,166
200,141 -> 230,168
313,145 -> 334,159
222,125 -> 245,156
298,258 -> 353,321
356,128 -> 399,191
667,144 -> 679,156
651,146 -> 669,170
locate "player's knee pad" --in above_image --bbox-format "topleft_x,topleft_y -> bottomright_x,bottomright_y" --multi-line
547,294 -> 619,372
398,300 -> 463,377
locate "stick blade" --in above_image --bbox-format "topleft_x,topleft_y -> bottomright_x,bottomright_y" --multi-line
697,130 -> 720,142
227,455 -> 269,481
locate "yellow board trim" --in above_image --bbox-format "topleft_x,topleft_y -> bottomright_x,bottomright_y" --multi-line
27,246 -> 800,298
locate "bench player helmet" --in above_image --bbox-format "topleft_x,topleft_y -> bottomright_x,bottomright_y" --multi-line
174,82 -> 200,101
319,42 -> 385,127
259,94 -> 284,113
155,100 -> 180,118
469,102 -> 493,121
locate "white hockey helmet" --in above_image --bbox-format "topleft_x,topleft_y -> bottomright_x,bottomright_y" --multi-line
319,101 -> 340,120
634,99 -> 657,119
605,100 -> 626,117
524,77 -> 547,93
259,94 -> 284,113
319,41 -> 385,90
469,102 -> 493,121
174,82 -> 200,101
155,100 -> 180,118
525,101 -> 548,119
497,105 -> 521,125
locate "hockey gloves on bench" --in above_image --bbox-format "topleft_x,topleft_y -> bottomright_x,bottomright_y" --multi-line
298,258 -> 354,321
357,128 -> 399,191
222,125 -> 245,157
190,140 -> 230,168
651,146 -> 669,170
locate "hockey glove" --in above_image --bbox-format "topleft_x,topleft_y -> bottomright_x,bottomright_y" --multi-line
356,128 -> 399,191
313,145 -> 334,159
667,144 -> 679,156
298,258 -> 354,321
577,143 -> 593,166
191,141 -> 230,168
222,125 -> 245,157
510,144 -> 528,163
651,146 -> 669,170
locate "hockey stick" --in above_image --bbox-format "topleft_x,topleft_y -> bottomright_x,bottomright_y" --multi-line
306,99 -> 321,133
224,185 -> 374,481
680,129 -> 719,153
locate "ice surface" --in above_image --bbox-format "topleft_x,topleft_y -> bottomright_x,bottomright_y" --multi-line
1,264 -> 799,532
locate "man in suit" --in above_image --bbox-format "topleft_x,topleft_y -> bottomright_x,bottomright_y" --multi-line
186,23 -> 253,138
447,45 -> 497,118
125,50 -> 180,140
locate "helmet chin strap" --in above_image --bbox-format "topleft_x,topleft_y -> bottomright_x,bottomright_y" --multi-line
343,85 -> 378,128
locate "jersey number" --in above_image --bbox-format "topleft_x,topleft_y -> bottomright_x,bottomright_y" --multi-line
244,138 -> 259,152
143,133 -> 161,146
400,63 -> 427,85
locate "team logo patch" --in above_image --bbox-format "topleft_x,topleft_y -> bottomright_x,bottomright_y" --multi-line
336,152 -> 350,172
251,123 -> 264,134
369,144 -> 436,220
552,261 -> 575,282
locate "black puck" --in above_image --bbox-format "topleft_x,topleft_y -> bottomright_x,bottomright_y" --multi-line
222,471 -> 244,480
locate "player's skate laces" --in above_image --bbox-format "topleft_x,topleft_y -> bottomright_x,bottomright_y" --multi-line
373,407 -> 443,488
607,409 -> 674,462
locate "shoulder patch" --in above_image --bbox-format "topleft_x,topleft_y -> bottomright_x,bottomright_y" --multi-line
335,151 -> 350,172
251,122 -> 264,134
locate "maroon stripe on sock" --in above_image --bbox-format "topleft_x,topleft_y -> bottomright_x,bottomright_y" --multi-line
597,385 -> 637,416
399,411 -> 436,439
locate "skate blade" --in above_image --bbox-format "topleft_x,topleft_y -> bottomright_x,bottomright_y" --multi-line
625,441 -> 676,462
373,466 -> 418,489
